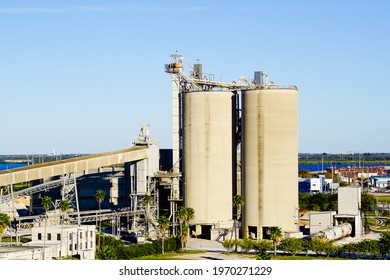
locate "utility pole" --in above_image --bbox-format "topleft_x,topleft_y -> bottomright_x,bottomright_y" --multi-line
331,165 -> 334,194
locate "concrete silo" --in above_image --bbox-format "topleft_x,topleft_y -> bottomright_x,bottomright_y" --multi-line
183,91 -> 234,235
241,87 -> 299,239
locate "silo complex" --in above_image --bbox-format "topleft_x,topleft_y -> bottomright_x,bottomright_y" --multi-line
241,88 -> 299,239
184,91 -> 234,228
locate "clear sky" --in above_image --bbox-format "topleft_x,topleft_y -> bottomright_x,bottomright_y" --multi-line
1,0 -> 389,155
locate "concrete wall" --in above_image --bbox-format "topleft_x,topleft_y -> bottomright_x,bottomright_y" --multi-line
310,211 -> 336,234
0,246 -> 49,260
184,91 -> 234,226
338,186 -> 361,215
29,224 -> 96,259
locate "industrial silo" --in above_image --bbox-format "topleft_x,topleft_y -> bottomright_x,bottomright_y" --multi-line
241,87 -> 299,239
183,91 -> 234,233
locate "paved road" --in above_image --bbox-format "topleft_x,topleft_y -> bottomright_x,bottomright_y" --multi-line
176,238 -> 255,260
333,232 -> 381,245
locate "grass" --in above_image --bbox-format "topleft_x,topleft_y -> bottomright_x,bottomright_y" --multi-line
376,196 -> 390,203
133,250 -> 207,260
1,236 -> 31,243
376,227 -> 390,231
133,250 -> 353,261
273,255 -> 342,260
365,217 -> 377,227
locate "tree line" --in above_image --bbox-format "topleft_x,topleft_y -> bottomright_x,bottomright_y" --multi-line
223,233 -> 390,260
299,192 -> 376,214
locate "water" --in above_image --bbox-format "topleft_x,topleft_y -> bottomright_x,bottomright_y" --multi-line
299,163 -> 390,172
0,163 -> 28,171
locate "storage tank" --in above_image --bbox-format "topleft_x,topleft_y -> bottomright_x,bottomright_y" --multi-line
184,91 -> 234,226
315,223 -> 352,240
241,87 -> 299,239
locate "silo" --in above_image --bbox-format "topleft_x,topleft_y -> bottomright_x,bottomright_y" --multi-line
241,88 -> 299,239
184,91 -> 234,229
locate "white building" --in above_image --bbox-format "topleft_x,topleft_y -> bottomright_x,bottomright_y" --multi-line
335,186 -> 363,237
298,178 -> 323,193
309,211 -> 336,234
370,176 -> 390,189
25,224 -> 96,260
310,178 -> 322,193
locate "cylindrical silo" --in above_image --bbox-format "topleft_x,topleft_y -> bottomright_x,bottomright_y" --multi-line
184,91 -> 234,227
241,88 -> 299,239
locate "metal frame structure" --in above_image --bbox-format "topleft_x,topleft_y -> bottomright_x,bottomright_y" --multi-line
129,125 -> 160,239
129,178 -> 159,239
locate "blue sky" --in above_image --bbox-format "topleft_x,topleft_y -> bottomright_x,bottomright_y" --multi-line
1,0 -> 389,154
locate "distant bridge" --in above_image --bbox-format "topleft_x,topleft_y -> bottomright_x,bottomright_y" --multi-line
0,146 -> 148,187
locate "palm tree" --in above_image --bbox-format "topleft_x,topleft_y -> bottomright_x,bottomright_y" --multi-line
185,207 -> 195,226
157,215 -> 170,255
58,200 -> 70,225
41,195 -> 52,215
41,195 -> 52,259
176,207 -> 187,249
0,213 -> 11,246
176,207 -> 195,250
95,189 -> 106,249
58,199 -> 69,258
180,224 -> 189,250
269,226 -> 283,259
232,195 -> 244,220
232,195 -> 244,251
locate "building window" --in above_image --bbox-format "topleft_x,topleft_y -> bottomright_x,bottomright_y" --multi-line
85,242 -> 88,249
80,232 -> 83,239
57,233 -> 61,241
75,244 -> 78,251
38,233 -> 42,240
90,241 -> 93,248
69,244 -> 72,251
90,231 -> 93,238
80,243 -> 82,250
47,233 -> 51,241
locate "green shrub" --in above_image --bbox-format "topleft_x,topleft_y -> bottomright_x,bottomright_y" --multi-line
279,238 -> 304,256
237,238 -> 255,252
253,239 -> 272,253
96,235 -> 180,259
256,249 -> 271,260
222,239 -> 235,253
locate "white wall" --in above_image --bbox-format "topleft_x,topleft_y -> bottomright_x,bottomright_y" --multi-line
338,187 -> 361,215
29,224 -> 96,259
